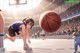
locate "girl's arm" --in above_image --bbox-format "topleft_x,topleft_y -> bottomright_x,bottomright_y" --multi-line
21,25 -> 27,45
25,29 -> 31,44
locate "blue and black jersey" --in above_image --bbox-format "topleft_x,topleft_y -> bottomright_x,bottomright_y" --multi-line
11,22 -> 24,30
8,22 -> 25,37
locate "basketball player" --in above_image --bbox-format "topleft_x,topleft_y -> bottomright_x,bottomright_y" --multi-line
72,27 -> 80,53
41,30 -> 46,40
7,18 -> 34,50
0,9 -> 5,52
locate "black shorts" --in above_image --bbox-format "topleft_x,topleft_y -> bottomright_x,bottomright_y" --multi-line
8,26 -> 20,37
42,34 -> 45,36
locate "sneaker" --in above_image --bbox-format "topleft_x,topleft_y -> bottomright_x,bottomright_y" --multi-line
74,51 -> 77,53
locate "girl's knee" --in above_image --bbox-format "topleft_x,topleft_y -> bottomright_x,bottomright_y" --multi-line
11,39 -> 15,42
9,37 -> 15,42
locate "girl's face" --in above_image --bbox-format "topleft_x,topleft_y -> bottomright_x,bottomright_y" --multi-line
26,22 -> 33,29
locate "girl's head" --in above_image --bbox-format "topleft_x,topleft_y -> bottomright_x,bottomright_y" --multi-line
22,18 -> 34,29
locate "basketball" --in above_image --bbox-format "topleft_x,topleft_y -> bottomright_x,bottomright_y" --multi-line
39,11 -> 61,32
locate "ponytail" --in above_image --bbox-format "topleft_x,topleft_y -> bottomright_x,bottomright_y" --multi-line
22,18 -> 34,26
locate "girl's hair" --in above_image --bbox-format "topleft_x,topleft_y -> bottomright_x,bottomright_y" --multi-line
22,18 -> 34,26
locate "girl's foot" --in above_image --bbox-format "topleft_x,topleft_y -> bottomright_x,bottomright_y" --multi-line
24,44 -> 32,50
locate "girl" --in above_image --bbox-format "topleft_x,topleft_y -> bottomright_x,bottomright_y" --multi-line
7,18 -> 34,50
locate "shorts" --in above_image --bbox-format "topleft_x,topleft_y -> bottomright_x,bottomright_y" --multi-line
42,34 -> 45,36
8,26 -> 20,37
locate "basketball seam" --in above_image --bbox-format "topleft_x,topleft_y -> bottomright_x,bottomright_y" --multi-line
46,16 -> 52,32
47,15 -> 61,25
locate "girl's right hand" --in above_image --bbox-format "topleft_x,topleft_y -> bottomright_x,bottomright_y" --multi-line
28,39 -> 31,44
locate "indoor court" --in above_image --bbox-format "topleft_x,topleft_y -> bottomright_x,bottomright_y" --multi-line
0,0 -> 80,53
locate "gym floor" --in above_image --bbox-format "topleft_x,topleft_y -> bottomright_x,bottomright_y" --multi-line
4,38 -> 80,53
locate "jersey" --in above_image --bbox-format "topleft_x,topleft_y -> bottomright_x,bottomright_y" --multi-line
11,22 -> 24,31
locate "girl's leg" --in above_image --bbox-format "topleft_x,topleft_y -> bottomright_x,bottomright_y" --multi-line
8,36 -> 15,42
0,12 -> 5,52
74,41 -> 78,53
6,33 -> 15,42
8,26 -> 16,42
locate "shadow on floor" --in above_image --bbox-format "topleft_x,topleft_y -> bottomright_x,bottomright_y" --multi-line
8,50 -> 33,53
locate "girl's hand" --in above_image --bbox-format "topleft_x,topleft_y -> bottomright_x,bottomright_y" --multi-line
28,39 -> 31,44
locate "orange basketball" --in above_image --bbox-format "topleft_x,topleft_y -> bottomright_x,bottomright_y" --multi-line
39,11 -> 61,32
